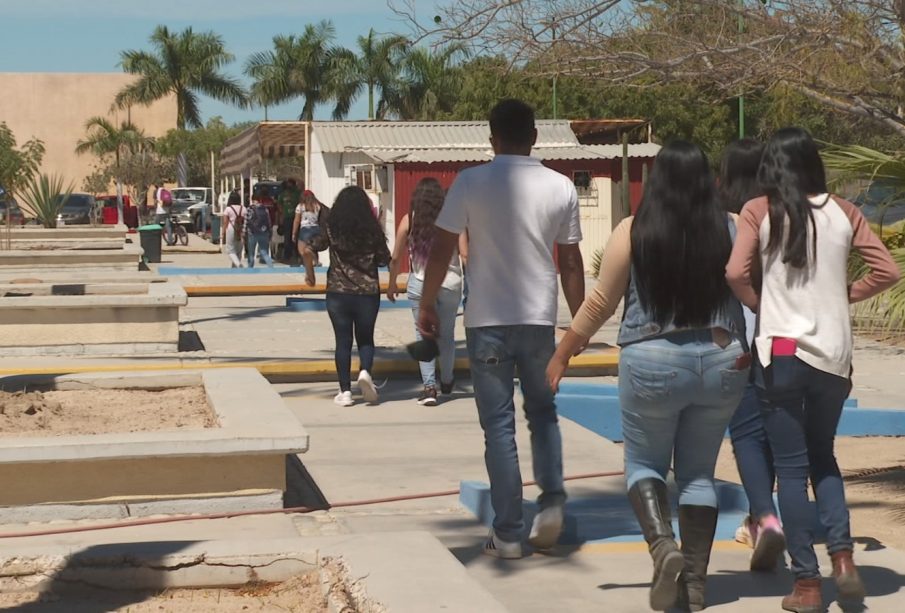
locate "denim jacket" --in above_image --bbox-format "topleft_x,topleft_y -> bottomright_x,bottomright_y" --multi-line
617,216 -> 748,349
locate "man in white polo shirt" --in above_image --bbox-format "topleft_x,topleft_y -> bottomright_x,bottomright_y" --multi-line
418,99 -> 585,558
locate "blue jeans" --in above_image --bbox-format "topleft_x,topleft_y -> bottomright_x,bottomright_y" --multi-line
326,292 -> 380,392
407,275 -> 461,388
155,213 -> 173,244
729,383 -> 777,519
246,232 -> 273,267
754,355 -> 852,580
466,325 -> 565,543
620,330 -> 748,508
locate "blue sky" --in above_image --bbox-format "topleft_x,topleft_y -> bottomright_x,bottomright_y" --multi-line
0,0 -> 440,126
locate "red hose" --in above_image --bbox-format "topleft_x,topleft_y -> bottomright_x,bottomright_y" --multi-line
0,470 -> 624,539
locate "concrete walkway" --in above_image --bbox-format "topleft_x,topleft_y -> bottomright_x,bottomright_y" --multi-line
279,378 -> 905,612
2,248 -> 905,611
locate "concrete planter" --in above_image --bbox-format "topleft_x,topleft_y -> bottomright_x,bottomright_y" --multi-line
0,280 -> 185,355
0,241 -> 143,271
0,369 -> 309,521
0,226 -> 129,251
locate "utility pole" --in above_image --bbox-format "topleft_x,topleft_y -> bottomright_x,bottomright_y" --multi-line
551,18 -> 558,119
738,0 -> 745,138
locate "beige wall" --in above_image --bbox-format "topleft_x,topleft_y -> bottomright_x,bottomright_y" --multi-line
0,73 -> 176,193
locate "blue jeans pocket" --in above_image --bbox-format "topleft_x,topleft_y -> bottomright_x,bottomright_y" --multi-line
720,367 -> 749,396
626,364 -> 676,400
471,328 -> 508,366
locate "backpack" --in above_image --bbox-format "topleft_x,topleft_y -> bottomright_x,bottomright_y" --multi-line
227,205 -> 244,235
160,188 -> 172,206
248,204 -> 270,234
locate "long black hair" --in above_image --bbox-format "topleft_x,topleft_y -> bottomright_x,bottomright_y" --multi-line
327,186 -> 385,252
758,127 -> 828,268
719,138 -> 764,214
631,140 -> 732,328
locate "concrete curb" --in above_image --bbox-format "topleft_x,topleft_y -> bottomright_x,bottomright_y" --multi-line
183,281 -> 406,297
0,533 -> 508,612
0,352 -> 620,381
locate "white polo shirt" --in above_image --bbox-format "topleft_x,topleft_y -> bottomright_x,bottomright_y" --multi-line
436,154 -> 582,328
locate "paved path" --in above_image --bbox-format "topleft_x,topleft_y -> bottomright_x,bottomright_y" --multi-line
278,378 -> 905,612
2,248 -> 904,611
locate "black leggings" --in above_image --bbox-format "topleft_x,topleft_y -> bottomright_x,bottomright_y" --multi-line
326,292 -> 380,391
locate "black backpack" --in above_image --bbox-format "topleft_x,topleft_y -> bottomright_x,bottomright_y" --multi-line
248,204 -> 270,234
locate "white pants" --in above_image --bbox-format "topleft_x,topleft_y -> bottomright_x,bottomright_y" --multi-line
225,226 -> 243,267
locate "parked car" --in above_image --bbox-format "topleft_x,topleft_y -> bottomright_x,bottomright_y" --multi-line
853,180 -> 905,226
170,187 -> 213,232
55,193 -> 97,226
0,197 -> 26,226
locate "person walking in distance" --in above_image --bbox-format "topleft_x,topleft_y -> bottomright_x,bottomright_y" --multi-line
547,141 -> 751,611
726,128 -> 899,613
244,197 -> 274,268
292,190 -> 326,287
418,99 -> 586,558
717,139 -> 788,572
387,177 -> 467,405
324,186 -> 391,406
221,191 -> 245,268
278,178 -> 302,263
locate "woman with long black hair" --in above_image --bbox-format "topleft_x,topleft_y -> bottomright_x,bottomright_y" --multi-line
387,178 -> 466,405
719,139 -> 787,571
548,141 -> 749,611
323,186 -> 391,406
727,128 -> 898,612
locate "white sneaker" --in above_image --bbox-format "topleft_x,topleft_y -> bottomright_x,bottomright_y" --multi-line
333,390 -> 354,407
483,531 -> 522,559
357,370 -> 378,403
528,505 -> 564,550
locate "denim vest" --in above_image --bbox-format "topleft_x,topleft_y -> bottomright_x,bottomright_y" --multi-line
616,216 -> 747,349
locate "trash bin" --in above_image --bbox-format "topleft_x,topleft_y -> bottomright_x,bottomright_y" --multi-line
138,223 -> 162,263
123,205 -> 139,228
210,214 -> 221,245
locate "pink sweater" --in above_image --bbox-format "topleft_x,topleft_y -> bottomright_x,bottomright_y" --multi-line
726,195 -> 899,377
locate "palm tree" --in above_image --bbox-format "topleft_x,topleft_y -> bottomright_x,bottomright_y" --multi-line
331,29 -> 408,120
115,26 -> 248,131
75,117 -> 154,224
822,143 -> 905,332
246,21 -> 354,121
381,45 -> 467,120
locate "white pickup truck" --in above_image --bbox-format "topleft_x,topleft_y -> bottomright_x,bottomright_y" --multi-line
170,187 -> 214,232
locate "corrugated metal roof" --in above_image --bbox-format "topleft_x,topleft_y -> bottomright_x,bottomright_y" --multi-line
584,143 -> 662,159
360,144 -> 661,164
312,120 -> 579,152
365,149 -> 493,163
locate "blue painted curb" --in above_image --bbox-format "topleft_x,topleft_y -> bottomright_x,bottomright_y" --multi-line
285,297 -> 414,311
557,382 -> 857,407
459,480 -> 825,545
558,386 -> 870,444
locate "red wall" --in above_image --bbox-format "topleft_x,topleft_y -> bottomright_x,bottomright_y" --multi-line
391,157 -> 654,270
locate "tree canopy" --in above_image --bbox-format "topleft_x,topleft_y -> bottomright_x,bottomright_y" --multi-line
398,0 -> 905,138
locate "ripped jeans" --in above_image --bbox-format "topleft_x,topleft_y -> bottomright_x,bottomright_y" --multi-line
620,330 -> 748,508
466,325 -> 565,543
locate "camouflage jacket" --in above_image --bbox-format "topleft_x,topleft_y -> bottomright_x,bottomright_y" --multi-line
323,227 -> 390,295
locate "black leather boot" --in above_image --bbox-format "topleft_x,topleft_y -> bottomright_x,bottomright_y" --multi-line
628,479 -> 685,611
675,505 -> 719,611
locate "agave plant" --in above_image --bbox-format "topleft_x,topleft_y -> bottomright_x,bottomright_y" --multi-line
18,173 -> 73,228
